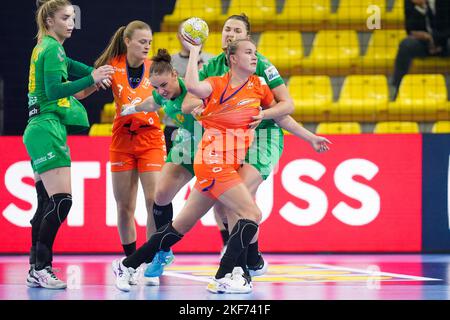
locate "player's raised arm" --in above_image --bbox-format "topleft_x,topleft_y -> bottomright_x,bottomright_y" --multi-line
182,37 -> 213,99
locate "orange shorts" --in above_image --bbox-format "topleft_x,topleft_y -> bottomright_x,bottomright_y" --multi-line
110,127 -> 167,173
193,150 -> 242,199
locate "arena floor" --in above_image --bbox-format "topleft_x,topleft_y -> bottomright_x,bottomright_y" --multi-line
0,254 -> 449,300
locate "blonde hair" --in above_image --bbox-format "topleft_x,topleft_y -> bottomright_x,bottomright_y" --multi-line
35,0 -> 72,42
226,38 -> 256,66
95,20 -> 151,68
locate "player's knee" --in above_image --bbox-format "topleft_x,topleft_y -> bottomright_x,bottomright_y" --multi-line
43,193 -> 72,227
116,201 -> 135,218
154,188 -> 171,206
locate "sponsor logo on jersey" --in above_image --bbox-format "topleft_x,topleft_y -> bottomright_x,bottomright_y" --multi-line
264,66 -> 281,82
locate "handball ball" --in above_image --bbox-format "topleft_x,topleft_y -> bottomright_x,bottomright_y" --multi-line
181,17 -> 209,45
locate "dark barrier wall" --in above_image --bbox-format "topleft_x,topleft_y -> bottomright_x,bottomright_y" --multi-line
0,0 -> 176,135
422,134 -> 450,252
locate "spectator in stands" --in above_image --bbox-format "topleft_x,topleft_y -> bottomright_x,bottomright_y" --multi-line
392,0 -> 450,96
163,20 -> 214,152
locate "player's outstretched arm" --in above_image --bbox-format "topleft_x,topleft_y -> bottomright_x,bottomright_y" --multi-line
120,96 -> 160,116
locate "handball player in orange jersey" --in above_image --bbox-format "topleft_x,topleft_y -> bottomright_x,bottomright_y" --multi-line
95,21 -> 170,286
111,38 -> 292,293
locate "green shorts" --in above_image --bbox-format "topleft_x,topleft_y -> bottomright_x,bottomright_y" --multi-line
245,125 -> 284,180
23,118 -> 71,174
166,134 -> 197,176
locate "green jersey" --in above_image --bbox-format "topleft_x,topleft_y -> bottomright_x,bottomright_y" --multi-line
198,52 -> 284,129
27,35 -> 94,132
152,77 -> 196,133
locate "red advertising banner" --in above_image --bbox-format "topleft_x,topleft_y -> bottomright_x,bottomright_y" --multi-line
0,134 -> 422,253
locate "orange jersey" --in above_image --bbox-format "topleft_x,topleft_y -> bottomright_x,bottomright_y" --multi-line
198,72 -> 274,163
109,55 -> 165,155
193,73 -> 274,199
110,55 -> 161,133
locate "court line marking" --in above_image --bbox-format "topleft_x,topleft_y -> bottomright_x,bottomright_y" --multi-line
307,264 -> 441,281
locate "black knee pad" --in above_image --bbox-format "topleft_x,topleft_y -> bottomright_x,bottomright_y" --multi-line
30,180 -> 49,226
153,203 -> 173,229
43,193 -> 72,227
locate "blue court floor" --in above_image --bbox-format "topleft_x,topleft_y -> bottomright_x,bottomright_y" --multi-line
1,254 -> 449,300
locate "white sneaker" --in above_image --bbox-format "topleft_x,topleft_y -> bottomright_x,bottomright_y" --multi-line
232,267 -> 253,290
248,255 -> 269,277
26,265 -> 40,288
112,258 -> 136,292
129,267 -> 139,286
32,266 -> 67,290
207,271 -> 252,294
143,276 -> 160,286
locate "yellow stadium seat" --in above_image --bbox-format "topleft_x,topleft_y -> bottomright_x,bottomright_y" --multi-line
386,75 -> 448,121
330,0 -> 386,25
301,30 -> 359,74
359,30 -> 406,71
162,0 -> 223,28
89,124 -> 113,137
151,32 -> 180,56
100,102 -> 115,123
333,75 -> 388,121
275,0 -> 330,27
411,57 -> 450,74
202,32 -> 224,56
288,76 -> 332,122
226,0 -> 276,27
316,122 -> 362,134
258,31 -> 303,70
432,121 -> 450,133
374,122 -> 419,134
385,0 -> 405,27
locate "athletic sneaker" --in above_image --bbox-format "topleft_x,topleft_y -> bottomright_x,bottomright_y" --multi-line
129,265 -> 141,286
26,265 -> 40,288
232,267 -> 253,290
144,250 -> 175,278
142,275 -> 160,286
207,269 -> 252,294
112,258 -> 136,292
32,266 -> 67,290
248,254 -> 269,277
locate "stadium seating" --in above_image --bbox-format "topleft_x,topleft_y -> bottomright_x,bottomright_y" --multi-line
161,0 -> 224,31
358,29 -> 406,73
384,74 -> 449,121
329,0 -> 386,28
316,122 -> 362,134
385,0 -> 405,28
374,121 -> 420,134
202,32 -> 224,56
151,32 -> 180,56
100,102 -> 115,123
432,121 -> 450,133
301,30 -> 359,75
226,0 -> 277,30
274,0 -> 330,30
258,31 -> 303,72
89,123 -> 113,136
331,75 -> 388,122
288,76 -> 332,122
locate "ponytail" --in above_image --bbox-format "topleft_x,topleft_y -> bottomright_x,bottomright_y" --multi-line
95,20 -> 151,68
94,26 -> 126,68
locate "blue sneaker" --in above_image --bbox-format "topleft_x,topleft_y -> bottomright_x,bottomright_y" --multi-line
144,250 -> 175,278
